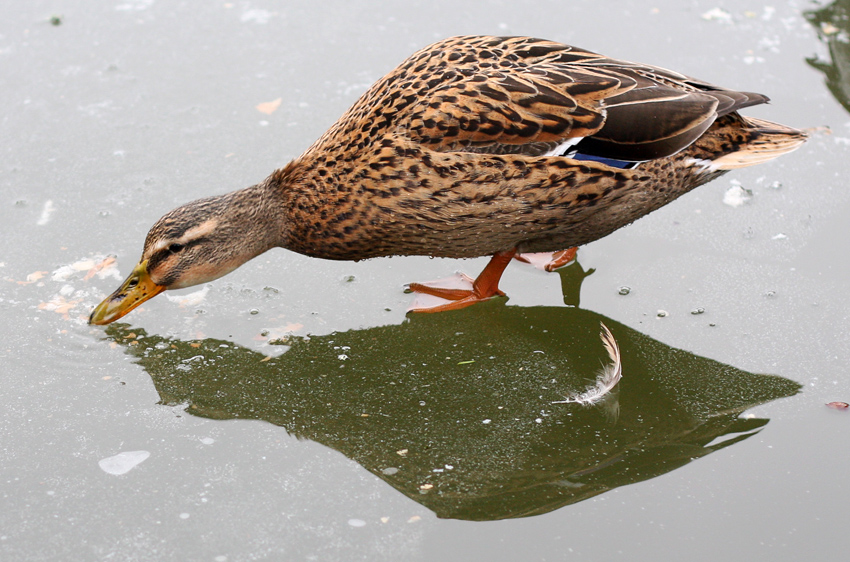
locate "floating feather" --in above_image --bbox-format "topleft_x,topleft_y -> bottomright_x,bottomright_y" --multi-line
553,322 -> 622,406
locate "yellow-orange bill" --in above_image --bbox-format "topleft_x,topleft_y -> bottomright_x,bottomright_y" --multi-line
88,260 -> 165,325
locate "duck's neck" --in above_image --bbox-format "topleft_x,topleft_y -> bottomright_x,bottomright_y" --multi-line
216,178 -> 290,262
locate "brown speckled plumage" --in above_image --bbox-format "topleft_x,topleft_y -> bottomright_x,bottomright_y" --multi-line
89,36 -> 807,324
271,36 -> 805,260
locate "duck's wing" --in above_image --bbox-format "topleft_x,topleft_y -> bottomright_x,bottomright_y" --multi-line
391,36 -> 768,161
572,54 -> 768,160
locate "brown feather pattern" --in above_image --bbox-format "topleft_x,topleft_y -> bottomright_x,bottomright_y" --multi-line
269,36 -> 805,261
89,36 -> 808,324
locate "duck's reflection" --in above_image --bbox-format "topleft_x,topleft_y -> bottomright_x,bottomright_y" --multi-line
104,263 -> 799,521
806,0 -> 850,113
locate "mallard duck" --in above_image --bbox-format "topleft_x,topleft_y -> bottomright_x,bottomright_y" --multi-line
89,35 -> 807,325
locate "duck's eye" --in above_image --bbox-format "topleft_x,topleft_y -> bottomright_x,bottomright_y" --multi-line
168,243 -> 185,254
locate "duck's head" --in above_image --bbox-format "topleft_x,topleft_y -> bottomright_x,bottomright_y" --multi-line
89,185 -> 284,325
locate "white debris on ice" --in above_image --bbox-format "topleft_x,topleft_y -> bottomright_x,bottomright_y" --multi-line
723,181 -> 753,207
98,450 -> 150,475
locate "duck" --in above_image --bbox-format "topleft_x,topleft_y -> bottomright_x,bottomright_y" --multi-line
89,35 -> 807,325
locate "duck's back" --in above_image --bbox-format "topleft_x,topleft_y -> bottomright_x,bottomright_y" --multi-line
278,36 -> 806,261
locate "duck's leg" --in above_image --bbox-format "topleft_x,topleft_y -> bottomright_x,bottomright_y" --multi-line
407,249 -> 517,313
515,248 -> 577,272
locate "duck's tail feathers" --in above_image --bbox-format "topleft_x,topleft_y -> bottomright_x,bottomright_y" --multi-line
709,116 -> 808,171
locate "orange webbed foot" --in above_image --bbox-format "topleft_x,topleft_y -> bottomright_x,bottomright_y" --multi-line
406,249 -> 516,313
514,248 -> 577,272
407,273 -> 505,312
